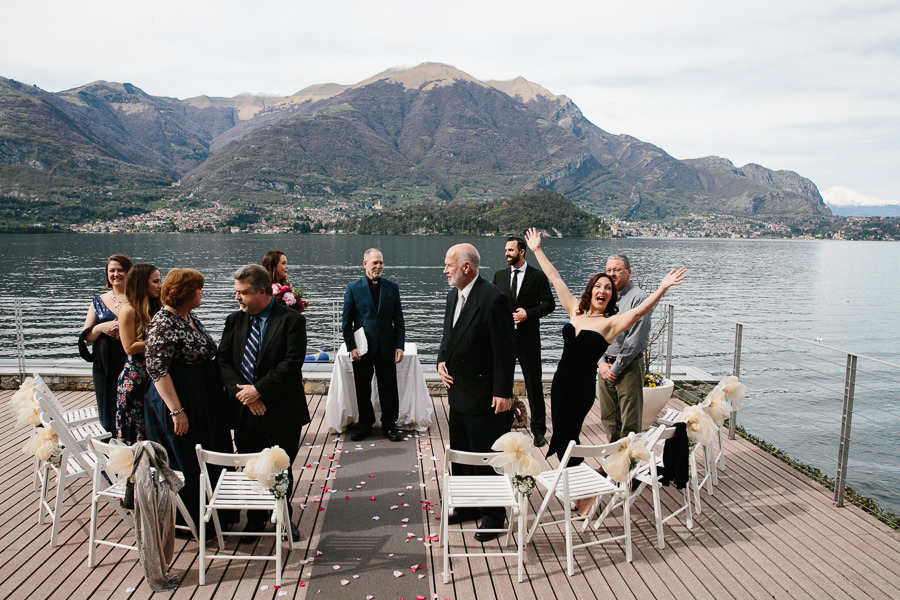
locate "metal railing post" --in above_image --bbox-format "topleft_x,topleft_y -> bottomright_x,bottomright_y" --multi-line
15,298 -> 26,384
664,304 -> 674,379
834,353 -> 857,507
729,323 -> 742,440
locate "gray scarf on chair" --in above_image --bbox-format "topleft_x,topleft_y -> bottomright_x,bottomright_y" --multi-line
131,441 -> 184,592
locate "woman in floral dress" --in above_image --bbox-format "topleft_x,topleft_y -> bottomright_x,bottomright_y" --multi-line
115,264 -> 162,443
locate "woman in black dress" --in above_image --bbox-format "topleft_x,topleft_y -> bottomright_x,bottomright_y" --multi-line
145,268 -> 231,521
524,227 -> 687,511
80,254 -> 133,433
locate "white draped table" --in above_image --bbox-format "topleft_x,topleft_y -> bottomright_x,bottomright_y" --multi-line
325,342 -> 434,433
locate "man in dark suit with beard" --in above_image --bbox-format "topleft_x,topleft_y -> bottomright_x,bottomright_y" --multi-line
493,235 -> 555,447
218,264 -> 309,542
437,243 -> 516,542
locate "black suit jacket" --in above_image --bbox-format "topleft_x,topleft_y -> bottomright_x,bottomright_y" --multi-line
437,277 -> 516,415
492,263 -> 555,346
341,276 -> 405,361
218,300 -> 310,435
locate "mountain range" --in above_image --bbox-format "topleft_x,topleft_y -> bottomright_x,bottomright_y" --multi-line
0,62 -> 832,227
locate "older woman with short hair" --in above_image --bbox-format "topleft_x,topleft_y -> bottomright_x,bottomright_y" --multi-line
145,268 -> 231,522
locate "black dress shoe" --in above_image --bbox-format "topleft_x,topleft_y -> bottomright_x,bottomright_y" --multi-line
385,428 -> 403,442
446,509 -> 479,525
474,525 -> 501,543
350,425 -> 372,441
289,522 -> 300,542
533,434 -> 547,448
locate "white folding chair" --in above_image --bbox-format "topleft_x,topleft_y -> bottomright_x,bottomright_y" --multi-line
30,374 -> 109,492
658,377 -> 744,496
35,407 -> 97,547
32,373 -> 102,428
195,444 -> 294,587
631,425 -> 693,550
525,438 -> 639,575
659,402 -> 727,512
87,439 -> 197,568
441,445 -> 526,583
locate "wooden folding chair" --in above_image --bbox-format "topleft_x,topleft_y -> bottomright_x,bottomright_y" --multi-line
195,444 -> 294,587
35,407 -> 97,547
525,438 -> 641,575
87,439 -> 197,568
30,374 -> 108,492
631,425 -> 693,550
32,373 -> 102,428
659,400 -> 725,513
441,445 -> 526,583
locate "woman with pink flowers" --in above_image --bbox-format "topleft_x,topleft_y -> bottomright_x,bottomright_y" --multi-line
262,250 -> 307,312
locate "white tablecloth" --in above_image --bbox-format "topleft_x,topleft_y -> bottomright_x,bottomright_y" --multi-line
325,342 -> 433,433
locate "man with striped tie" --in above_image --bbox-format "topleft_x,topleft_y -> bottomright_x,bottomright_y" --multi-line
218,264 -> 309,542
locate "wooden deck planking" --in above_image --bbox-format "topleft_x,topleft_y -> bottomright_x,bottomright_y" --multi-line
1,388 -> 898,599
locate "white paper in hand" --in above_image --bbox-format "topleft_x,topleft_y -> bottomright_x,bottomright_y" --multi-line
353,327 -> 368,356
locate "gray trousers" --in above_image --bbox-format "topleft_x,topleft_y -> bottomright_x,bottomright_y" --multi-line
597,354 -> 645,442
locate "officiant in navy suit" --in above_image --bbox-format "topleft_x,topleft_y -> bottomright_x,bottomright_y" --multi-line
342,248 -> 406,442
218,264 -> 309,541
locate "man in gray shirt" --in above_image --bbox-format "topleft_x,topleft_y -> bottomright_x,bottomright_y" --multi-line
597,254 -> 651,441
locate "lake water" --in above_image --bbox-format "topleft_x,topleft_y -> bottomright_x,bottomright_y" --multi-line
2,234 -> 899,512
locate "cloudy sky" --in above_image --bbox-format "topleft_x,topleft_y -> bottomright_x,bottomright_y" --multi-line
4,0 -> 898,204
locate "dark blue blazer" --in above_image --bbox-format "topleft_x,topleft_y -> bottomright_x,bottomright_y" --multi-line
342,276 -> 405,361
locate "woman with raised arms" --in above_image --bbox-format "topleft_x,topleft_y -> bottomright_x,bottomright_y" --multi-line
524,227 -> 687,512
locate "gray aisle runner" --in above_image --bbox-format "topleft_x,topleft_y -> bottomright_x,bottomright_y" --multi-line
306,434 -> 432,599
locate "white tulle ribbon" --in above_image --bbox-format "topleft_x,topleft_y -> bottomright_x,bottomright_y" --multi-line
107,443 -> 135,481
9,377 -> 41,428
489,431 -> 541,477
245,446 -> 291,498
23,426 -> 62,466
680,405 -> 718,446
600,432 -> 650,483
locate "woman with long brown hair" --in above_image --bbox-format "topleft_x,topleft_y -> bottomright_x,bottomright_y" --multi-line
115,263 -> 162,443
524,227 -> 687,511
262,250 -> 289,286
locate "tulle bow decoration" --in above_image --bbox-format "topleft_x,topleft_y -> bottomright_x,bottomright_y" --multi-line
680,405 -> 718,446
715,376 -> 747,410
23,426 -> 61,465
703,376 -> 746,422
245,446 -> 292,498
703,389 -> 731,423
9,377 -> 40,428
600,432 -> 650,483
107,443 -> 135,481
489,431 -> 541,477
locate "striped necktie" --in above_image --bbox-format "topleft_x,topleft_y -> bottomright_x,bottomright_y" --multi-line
240,315 -> 261,383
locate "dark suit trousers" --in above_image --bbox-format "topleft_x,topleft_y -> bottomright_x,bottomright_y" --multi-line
516,341 -> 546,435
234,421 -> 302,522
448,407 -> 514,529
352,351 -> 400,429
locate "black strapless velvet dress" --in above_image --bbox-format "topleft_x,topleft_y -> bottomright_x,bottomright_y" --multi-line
546,323 -> 610,465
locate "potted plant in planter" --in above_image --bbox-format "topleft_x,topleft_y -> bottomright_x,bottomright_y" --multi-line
642,371 -> 675,429
640,306 -> 674,428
